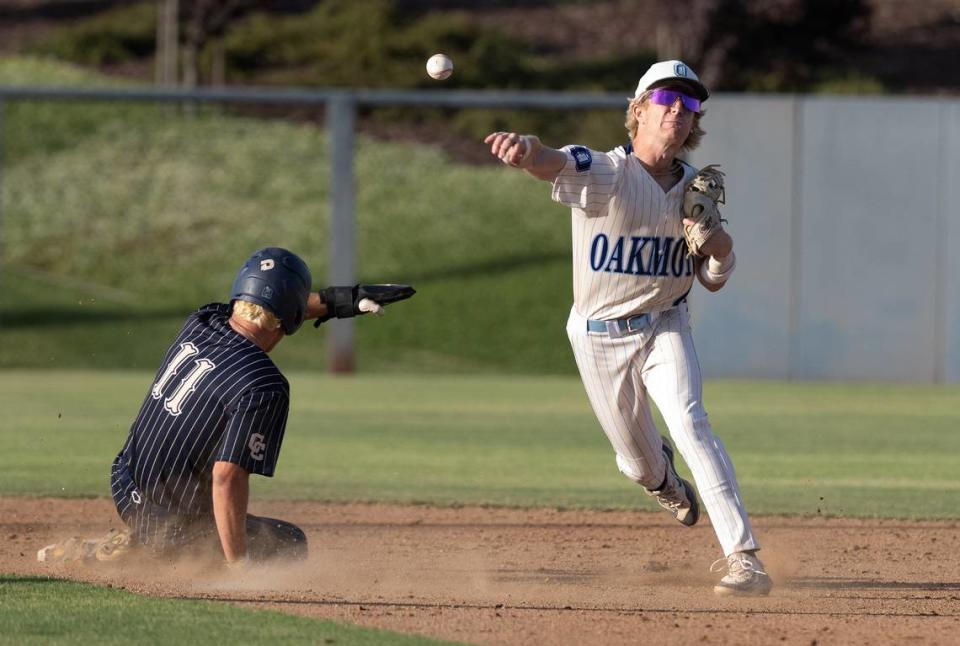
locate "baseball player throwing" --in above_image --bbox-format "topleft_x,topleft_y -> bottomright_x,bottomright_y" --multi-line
485,60 -> 771,595
106,247 -> 414,567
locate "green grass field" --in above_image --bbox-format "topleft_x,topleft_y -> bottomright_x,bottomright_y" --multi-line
0,576 -> 456,646
3,370 -> 958,519
2,373 -> 957,642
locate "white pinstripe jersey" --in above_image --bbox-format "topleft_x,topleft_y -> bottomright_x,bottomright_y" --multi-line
552,144 -> 697,320
111,303 -> 289,521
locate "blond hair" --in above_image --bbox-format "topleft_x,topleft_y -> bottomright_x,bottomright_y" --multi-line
624,91 -> 706,151
232,299 -> 282,331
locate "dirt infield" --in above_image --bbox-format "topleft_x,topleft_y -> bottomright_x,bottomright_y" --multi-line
4,498 -> 959,645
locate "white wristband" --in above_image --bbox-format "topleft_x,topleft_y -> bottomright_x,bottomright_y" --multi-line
708,253 -> 734,274
518,135 -> 536,167
699,251 -> 736,285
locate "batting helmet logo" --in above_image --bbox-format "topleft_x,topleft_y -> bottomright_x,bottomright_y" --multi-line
231,247 -> 313,335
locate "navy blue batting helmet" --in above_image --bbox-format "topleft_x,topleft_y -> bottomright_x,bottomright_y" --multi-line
230,247 -> 312,335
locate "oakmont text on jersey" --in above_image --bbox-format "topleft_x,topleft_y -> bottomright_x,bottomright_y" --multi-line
589,234 -> 695,277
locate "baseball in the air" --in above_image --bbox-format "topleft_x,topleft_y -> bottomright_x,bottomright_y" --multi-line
426,53 -> 454,80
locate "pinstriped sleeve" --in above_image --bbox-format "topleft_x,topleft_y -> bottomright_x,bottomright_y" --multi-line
551,146 -> 622,217
216,388 -> 289,476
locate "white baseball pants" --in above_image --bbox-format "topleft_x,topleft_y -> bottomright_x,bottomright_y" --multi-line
566,303 -> 759,556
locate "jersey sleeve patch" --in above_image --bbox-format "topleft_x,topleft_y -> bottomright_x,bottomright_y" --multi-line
218,388 -> 289,476
551,146 -> 620,216
569,146 -> 592,172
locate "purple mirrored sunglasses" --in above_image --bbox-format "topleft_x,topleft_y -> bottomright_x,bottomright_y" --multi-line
648,88 -> 701,113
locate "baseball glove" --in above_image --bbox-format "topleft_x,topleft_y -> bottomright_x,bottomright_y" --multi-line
314,284 -> 416,327
681,164 -> 726,257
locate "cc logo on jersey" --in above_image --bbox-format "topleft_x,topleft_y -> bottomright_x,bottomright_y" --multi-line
248,433 -> 266,461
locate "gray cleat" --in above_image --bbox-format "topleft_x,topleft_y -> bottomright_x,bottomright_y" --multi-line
645,438 -> 700,527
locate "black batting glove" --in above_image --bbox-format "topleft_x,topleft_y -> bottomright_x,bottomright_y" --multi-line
313,284 -> 416,327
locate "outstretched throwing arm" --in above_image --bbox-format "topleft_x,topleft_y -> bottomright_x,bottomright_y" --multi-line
484,132 -> 567,181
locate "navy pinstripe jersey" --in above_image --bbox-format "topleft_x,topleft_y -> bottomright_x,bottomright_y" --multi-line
112,303 -> 289,519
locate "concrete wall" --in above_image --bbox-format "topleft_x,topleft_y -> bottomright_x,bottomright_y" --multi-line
687,95 -> 959,383
943,101 -> 960,383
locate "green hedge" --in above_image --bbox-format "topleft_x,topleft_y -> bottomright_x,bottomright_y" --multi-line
26,2 -> 156,66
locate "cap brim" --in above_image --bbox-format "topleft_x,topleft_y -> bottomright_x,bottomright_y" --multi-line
649,78 -> 709,101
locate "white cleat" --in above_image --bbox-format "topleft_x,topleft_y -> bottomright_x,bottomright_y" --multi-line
712,551 -> 773,596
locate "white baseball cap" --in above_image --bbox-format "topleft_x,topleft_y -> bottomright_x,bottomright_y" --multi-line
634,60 -> 709,101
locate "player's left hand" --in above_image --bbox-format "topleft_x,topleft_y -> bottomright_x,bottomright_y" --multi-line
313,284 -> 416,327
684,218 -> 733,259
682,164 -> 727,257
